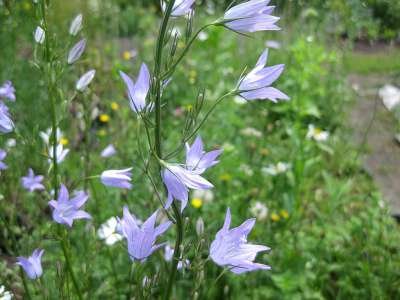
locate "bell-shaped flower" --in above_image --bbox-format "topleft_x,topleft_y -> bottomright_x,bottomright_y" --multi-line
48,143 -> 69,164
34,26 -> 45,44
69,14 -> 83,36
48,184 -> 91,227
16,249 -> 44,280
238,49 -> 289,102
170,0 -> 196,16
223,0 -> 280,33
101,168 -> 132,189
101,144 -> 117,158
210,208 -> 271,274
119,206 -> 172,261
185,136 -> 222,173
67,38 -> 86,64
0,149 -> 7,170
0,81 -> 16,101
119,63 -> 150,113
0,102 -> 14,134
76,69 -> 96,91
21,168 -> 45,192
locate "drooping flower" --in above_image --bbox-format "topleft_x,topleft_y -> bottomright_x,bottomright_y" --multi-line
262,161 -> 291,176
48,143 -> 70,164
222,0 -> 280,33
210,208 -> 271,274
0,102 -> 14,134
0,285 -> 13,300
76,69 -> 95,91
238,49 -> 289,102
69,14 -> 83,36
0,81 -> 16,101
101,144 -> 117,158
101,168 -> 132,189
119,63 -> 150,113
306,124 -> 329,142
250,201 -> 268,220
97,217 -> 124,246
0,149 -> 7,170
48,184 -> 91,227
119,206 -> 172,261
164,244 -> 190,270
21,168 -> 45,192
170,0 -> 196,16
67,38 -> 86,64
16,249 -> 44,280
34,26 -> 45,44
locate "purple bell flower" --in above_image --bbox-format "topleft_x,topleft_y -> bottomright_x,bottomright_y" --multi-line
0,101 -> 14,134
0,149 -> 8,170
16,249 -> 44,280
0,81 -> 16,101
185,136 -> 223,173
171,0 -> 196,16
223,0 -> 280,33
118,206 -> 172,261
119,63 -> 151,113
210,208 -> 271,274
21,168 -> 45,192
67,38 -> 86,64
100,168 -> 132,189
48,184 -> 91,227
238,49 -> 289,102
100,144 -> 117,158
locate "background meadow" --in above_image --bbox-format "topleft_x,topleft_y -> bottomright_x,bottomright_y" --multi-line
1,0 -> 400,299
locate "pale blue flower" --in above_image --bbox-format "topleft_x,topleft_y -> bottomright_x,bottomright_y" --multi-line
67,39 -> 86,64
0,102 -> 14,134
0,149 -> 7,170
21,168 -> 45,192
0,81 -> 16,101
101,144 -> 117,158
16,249 -> 44,280
101,168 -> 132,189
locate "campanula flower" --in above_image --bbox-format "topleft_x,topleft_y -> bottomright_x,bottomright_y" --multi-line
185,136 -> 222,173
210,208 -> 271,274
222,0 -> 280,33
97,217 -> 123,246
16,249 -> 44,280
171,0 -> 196,16
119,206 -> 172,261
101,144 -> 117,158
34,26 -> 45,44
69,14 -> 83,36
21,168 -> 45,192
48,184 -> 91,227
0,81 -> 16,101
238,49 -> 289,102
119,63 -> 150,113
0,102 -> 14,134
67,38 -> 86,64
48,143 -> 69,164
101,168 -> 132,189
76,69 -> 96,91
0,149 -> 7,170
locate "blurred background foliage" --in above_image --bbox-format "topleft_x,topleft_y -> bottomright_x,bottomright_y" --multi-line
0,0 -> 400,299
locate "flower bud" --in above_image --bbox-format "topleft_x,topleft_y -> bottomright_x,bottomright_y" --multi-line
69,14 -> 83,36
76,69 -> 95,92
34,26 -> 45,44
67,38 -> 86,64
196,217 -> 204,236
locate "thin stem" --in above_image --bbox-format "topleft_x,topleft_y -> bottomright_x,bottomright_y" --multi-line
20,268 -> 32,300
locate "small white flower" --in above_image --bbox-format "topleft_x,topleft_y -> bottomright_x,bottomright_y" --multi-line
76,69 -> 96,92
34,26 -> 45,44
306,124 -> 329,142
97,217 -> 124,246
40,127 -> 63,145
198,32 -> 208,41
262,162 -> 291,176
240,127 -> 263,138
69,14 -> 83,36
48,144 -> 69,164
378,84 -> 400,111
192,189 -> 214,203
5,138 -> 16,148
0,285 -> 13,300
250,201 -> 268,220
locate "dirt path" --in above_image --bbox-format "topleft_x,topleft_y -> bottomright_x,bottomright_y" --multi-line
348,74 -> 400,216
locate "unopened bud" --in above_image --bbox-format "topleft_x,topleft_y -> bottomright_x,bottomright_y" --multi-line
196,217 -> 204,236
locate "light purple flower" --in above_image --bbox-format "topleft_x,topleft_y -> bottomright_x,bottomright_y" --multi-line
21,168 -> 45,192
0,149 -> 7,170
171,0 -> 195,16
223,0 -> 280,33
48,184 -> 91,227
119,206 -> 172,261
210,208 -> 271,274
67,38 -> 86,64
185,136 -> 222,173
0,102 -> 14,134
101,144 -> 117,158
238,49 -> 289,102
0,81 -> 16,101
16,249 -> 44,280
119,63 -> 150,113
101,168 -> 132,189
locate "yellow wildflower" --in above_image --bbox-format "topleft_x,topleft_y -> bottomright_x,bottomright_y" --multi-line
99,114 -> 110,123
122,51 -> 131,60
60,138 -> 69,146
271,213 -> 280,222
191,198 -> 203,209
111,102 -> 120,111
280,210 -> 289,219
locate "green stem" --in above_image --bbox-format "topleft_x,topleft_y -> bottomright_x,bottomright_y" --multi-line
20,268 -> 32,300
60,232 -> 83,300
